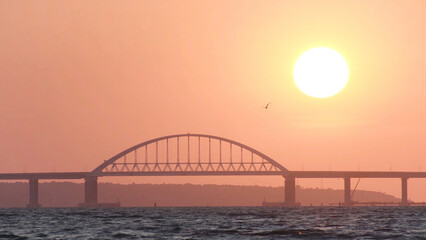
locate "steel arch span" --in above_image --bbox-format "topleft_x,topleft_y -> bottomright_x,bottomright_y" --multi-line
90,134 -> 290,177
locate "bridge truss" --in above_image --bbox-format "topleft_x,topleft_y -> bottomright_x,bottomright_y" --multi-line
91,134 -> 289,176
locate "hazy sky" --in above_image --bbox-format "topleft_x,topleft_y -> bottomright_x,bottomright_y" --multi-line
1,0 -> 425,201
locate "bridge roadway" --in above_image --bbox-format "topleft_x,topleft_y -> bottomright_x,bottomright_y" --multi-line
1,171 -> 426,179
1,170 -> 425,208
0,172 -> 87,180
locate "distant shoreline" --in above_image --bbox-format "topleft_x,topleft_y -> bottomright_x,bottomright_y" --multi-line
0,182 -> 401,208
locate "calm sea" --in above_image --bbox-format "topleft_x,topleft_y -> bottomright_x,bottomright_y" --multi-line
0,207 -> 424,239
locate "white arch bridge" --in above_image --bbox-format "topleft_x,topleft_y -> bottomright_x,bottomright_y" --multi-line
1,133 -> 425,207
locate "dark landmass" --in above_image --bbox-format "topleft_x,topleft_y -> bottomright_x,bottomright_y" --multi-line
0,182 -> 399,207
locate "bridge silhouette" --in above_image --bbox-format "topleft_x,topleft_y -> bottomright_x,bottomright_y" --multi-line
1,134 -> 425,207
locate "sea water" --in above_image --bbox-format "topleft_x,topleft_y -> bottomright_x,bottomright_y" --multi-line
0,207 -> 425,239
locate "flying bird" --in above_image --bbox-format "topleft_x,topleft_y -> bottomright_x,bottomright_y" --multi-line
264,102 -> 271,109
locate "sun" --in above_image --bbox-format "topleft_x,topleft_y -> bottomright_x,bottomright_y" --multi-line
293,47 -> 349,98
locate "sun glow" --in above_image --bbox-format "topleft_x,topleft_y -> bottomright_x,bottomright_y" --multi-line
293,47 -> 349,98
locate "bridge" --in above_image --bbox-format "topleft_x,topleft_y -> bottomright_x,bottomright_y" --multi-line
1,134 -> 425,207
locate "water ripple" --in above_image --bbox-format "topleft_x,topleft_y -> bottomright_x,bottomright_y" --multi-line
0,207 -> 424,239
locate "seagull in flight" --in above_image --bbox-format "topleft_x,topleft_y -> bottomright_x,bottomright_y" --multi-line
264,102 -> 271,109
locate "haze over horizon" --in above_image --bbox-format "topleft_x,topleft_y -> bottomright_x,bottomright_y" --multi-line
1,1 -> 426,202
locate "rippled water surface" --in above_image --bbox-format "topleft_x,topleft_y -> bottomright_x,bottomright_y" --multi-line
0,207 -> 425,239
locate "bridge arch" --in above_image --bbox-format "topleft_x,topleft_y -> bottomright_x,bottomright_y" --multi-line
90,134 -> 290,176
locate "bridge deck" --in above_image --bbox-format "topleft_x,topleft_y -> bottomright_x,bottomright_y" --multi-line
0,172 -> 88,180
0,171 -> 426,180
291,171 -> 426,178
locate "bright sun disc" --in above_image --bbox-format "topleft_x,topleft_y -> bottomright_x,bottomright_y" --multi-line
293,47 -> 349,98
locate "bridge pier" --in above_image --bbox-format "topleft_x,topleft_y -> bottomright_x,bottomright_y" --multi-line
344,177 -> 352,206
401,177 -> 408,206
84,176 -> 98,206
27,178 -> 41,208
284,176 -> 296,206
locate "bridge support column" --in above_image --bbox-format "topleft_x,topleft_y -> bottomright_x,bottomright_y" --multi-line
344,177 -> 352,206
284,176 -> 296,206
401,177 -> 408,206
27,178 -> 41,208
84,176 -> 98,206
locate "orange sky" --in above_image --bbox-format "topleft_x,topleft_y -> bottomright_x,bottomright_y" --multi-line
1,0 -> 425,201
